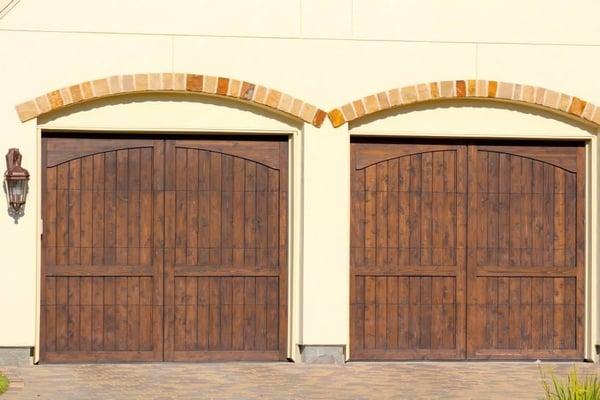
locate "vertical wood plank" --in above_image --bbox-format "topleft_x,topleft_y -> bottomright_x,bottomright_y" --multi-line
364,165 -> 377,266
376,163 -> 388,266
233,158 -> 246,266
244,162 -> 256,266
243,277 -> 256,350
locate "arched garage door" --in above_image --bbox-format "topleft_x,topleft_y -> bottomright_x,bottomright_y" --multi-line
40,134 -> 288,362
350,139 -> 585,360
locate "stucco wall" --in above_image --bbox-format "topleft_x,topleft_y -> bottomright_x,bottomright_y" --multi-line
1,0 -> 600,360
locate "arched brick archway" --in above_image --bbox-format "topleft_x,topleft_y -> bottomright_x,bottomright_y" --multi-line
328,80 -> 600,128
15,73 -> 327,127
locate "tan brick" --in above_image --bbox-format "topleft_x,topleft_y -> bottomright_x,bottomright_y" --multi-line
47,90 -> 64,109
387,88 -> 401,106
582,103 -> 595,121
92,79 -> 109,97
203,76 -> 217,94
364,95 -> 379,113
301,103 -> 317,123
216,77 -> 229,96
558,94 -> 571,112
290,99 -> 304,117
148,73 -> 161,90
173,73 -> 186,91
400,86 -> 417,104
341,103 -> 356,121
416,84 -> 430,101
496,82 -> 514,99
512,84 -> 522,101
593,107 -> 600,125
476,80 -> 487,97
265,89 -> 282,109
313,109 -> 327,127
440,81 -> 454,98
15,101 -> 38,121
278,93 -> 293,113
353,100 -> 366,118
240,82 -> 255,100
430,82 -> 440,98
59,88 -> 72,105
35,95 -> 51,113
81,81 -> 94,99
569,97 -> 586,116
455,80 -> 466,97
121,75 -> 134,92
132,74 -> 146,92
467,80 -> 476,96
253,85 -> 268,104
161,73 -> 174,90
487,81 -> 498,97
108,75 -> 122,94
328,109 -> 346,127
377,92 -> 390,109
521,85 -> 535,102
543,90 -> 559,108
227,79 -> 242,97
534,87 -> 545,105
186,74 -> 203,92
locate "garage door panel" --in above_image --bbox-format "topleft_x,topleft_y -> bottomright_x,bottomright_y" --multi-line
164,138 -> 288,361
41,139 -> 165,362
350,140 -> 467,360
467,143 -> 585,359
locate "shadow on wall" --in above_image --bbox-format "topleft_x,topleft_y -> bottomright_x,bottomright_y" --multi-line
350,98 -> 598,136
37,92 -> 303,131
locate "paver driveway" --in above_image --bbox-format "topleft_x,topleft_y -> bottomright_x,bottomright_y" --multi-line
1,361 -> 598,399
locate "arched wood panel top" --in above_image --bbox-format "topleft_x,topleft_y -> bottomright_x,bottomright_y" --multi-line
353,143 -> 460,170
476,145 -> 580,173
46,138 -> 156,167
174,139 -> 282,170
353,140 -> 584,173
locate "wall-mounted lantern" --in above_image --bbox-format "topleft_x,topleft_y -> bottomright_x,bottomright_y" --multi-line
4,148 -> 29,215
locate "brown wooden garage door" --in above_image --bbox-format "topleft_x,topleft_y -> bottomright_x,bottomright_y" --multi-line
350,139 -> 585,360
40,134 -> 288,362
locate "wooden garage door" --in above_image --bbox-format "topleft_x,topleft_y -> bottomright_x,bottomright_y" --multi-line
350,139 -> 585,360
41,135 -> 288,362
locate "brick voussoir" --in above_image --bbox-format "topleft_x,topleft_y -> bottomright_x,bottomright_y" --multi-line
14,73 -> 327,127
326,79 -> 600,128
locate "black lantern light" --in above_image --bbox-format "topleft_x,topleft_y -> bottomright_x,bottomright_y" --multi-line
4,148 -> 29,214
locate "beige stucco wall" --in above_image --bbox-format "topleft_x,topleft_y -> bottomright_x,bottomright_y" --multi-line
1,0 -> 600,360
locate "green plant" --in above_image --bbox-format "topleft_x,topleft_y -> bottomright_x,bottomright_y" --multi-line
540,365 -> 600,400
0,373 -> 8,396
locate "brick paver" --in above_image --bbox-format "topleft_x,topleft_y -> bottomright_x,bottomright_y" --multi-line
1,361 -> 598,399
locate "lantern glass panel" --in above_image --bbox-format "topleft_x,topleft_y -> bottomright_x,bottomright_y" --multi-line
7,179 -> 28,210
